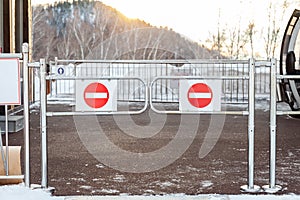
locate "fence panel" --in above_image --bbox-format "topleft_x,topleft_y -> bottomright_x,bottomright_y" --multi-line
47,59 -> 270,104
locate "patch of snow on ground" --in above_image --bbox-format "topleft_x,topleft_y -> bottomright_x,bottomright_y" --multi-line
154,181 -> 176,189
64,194 -> 300,200
96,189 -> 120,194
1,184 -> 300,200
79,185 -> 92,190
113,174 -> 126,183
200,180 -> 213,188
69,178 -> 86,182
95,163 -> 105,169
0,184 -> 63,200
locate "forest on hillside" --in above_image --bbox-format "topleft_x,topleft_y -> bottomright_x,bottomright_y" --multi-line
32,0 -> 221,61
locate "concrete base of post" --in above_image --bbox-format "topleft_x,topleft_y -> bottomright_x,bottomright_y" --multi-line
240,185 -> 261,193
262,185 -> 282,193
31,184 -> 55,194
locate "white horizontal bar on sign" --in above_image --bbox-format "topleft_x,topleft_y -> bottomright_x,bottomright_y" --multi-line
85,93 -> 107,99
189,92 -> 212,99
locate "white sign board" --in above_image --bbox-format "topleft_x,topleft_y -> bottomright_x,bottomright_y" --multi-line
76,80 -> 117,112
0,58 -> 21,105
179,80 -> 222,112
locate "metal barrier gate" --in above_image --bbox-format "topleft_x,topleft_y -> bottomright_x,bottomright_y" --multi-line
39,58 -> 263,193
39,60 -> 148,187
1,50 -> 295,193
47,59 -> 270,104
149,59 -> 260,192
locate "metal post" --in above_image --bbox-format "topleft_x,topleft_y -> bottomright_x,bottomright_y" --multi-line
22,43 -> 30,187
0,127 -> 6,174
241,58 -> 260,192
5,105 -> 9,176
9,0 -> 16,53
40,58 -> 48,188
262,58 -> 282,193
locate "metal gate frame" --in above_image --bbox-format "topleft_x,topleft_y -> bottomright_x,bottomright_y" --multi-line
39,58 -> 292,194
47,58 -> 271,104
264,58 -> 300,193
150,58 -> 260,192
39,58 -> 261,192
39,60 -> 148,188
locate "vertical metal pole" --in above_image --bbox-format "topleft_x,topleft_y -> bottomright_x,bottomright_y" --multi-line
241,58 -> 260,192
248,58 -> 255,189
9,0 -> 16,53
0,127 -> 7,174
262,59 -> 282,193
270,58 -> 277,188
22,43 -> 30,187
40,58 -> 48,188
16,0 -> 23,52
5,105 -> 9,176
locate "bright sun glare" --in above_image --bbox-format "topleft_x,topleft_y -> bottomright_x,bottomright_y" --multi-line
98,0 -> 279,43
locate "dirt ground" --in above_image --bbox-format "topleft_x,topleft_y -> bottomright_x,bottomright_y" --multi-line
4,104 -> 300,196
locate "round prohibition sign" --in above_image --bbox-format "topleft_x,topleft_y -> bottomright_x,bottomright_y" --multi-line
84,82 -> 109,108
187,83 -> 213,108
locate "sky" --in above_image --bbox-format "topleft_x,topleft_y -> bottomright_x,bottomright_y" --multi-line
31,0 -> 299,56
99,0 -> 261,42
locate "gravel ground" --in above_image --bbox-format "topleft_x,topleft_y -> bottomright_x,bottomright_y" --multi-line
4,104 -> 300,196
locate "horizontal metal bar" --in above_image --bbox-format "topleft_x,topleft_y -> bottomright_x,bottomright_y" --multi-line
152,75 -> 249,81
149,108 -> 249,115
277,75 -> 300,79
46,76 -> 145,81
54,59 -> 249,65
0,175 -> 24,179
254,61 -> 272,67
28,62 -> 40,68
0,53 -> 22,59
46,110 -> 146,116
277,110 -> 300,115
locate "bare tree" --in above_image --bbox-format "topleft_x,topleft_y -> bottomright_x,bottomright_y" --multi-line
72,8 -> 96,59
263,0 -> 288,59
226,26 -> 237,59
246,22 -> 255,58
56,25 -> 75,59
32,6 -> 57,61
33,1 -> 218,61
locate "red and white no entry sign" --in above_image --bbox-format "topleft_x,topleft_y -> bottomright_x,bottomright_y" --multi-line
76,80 -> 117,112
84,82 -> 109,108
187,83 -> 213,108
179,80 -> 221,112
